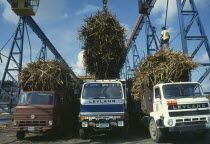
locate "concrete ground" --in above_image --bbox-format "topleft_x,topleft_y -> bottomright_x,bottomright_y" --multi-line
0,122 -> 209,144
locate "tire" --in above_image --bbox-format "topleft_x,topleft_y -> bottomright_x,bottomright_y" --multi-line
56,117 -> 64,137
16,131 -> 25,140
193,130 -> 208,138
149,118 -> 164,143
121,123 -> 129,138
79,128 -> 86,140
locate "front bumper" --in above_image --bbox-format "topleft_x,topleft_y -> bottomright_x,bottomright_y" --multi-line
80,120 -> 126,132
12,126 -> 53,132
169,123 -> 210,132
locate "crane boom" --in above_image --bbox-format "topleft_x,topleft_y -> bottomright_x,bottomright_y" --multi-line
25,16 -> 81,83
126,0 -> 157,49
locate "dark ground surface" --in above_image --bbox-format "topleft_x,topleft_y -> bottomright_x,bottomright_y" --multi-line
0,121 -> 210,144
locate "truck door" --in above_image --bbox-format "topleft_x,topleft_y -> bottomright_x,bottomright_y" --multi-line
153,87 -> 163,118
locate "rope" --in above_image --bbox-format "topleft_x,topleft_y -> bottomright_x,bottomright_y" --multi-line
170,32 -> 180,44
0,31 -> 16,52
0,53 -> 15,63
26,24 -> 32,62
0,31 -> 16,63
165,0 -> 169,28
0,54 -> 2,63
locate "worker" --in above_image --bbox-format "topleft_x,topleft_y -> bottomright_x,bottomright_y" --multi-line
160,27 -> 170,49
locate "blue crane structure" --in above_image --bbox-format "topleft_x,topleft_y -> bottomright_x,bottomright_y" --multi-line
176,0 -> 210,83
0,16 -> 81,114
122,0 -> 210,93
121,0 -> 158,80
1,0 -> 210,114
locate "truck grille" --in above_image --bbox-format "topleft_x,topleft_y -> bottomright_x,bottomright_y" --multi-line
18,121 -> 48,126
175,121 -> 207,127
169,110 -> 209,117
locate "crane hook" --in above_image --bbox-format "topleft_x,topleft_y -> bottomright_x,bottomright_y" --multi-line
103,0 -> 108,5
103,0 -> 108,12
0,53 -> 3,63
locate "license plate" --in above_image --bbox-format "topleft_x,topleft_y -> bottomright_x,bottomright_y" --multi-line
99,123 -> 107,128
28,127 -> 35,131
206,123 -> 210,128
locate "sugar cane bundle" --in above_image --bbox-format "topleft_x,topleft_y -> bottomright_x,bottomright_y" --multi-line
131,48 -> 200,101
20,59 -> 76,91
78,0 -> 127,79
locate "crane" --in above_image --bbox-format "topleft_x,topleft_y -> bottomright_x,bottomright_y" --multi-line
122,0 -> 210,93
7,0 -> 40,16
122,0 -> 158,79
0,0 -> 81,114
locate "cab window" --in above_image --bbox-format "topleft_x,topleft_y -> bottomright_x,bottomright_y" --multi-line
155,88 -> 161,99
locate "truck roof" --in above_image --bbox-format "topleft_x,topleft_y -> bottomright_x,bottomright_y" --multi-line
156,82 -> 200,87
21,91 -> 56,93
84,79 -> 126,83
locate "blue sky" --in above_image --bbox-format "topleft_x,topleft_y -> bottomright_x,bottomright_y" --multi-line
0,0 -> 210,91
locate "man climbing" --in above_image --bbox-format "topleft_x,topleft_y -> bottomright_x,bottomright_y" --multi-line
160,27 -> 170,49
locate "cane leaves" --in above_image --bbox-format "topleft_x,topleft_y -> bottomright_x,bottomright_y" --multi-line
20,60 -> 76,91
78,7 -> 127,79
131,48 -> 200,100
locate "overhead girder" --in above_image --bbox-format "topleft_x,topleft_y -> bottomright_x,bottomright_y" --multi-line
122,0 -> 210,89
121,0 -> 157,78
176,0 -> 210,83
0,16 -> 81,113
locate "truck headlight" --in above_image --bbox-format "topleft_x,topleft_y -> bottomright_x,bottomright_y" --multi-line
13,121 -> 17,126
118,121 -> 124,127
208,116 -> 210,122
168,119 -> 173,126
80,116 -> 88,120
82,121 -> 88,127
48,121 -> 53,126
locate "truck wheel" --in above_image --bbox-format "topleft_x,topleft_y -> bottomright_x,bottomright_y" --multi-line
16,131 -> 25,140
79,128 -> 86,140
194,130 -> 208,138
121,123 -> 129,138
149,118 -> 164,143
56,117 -> 64,137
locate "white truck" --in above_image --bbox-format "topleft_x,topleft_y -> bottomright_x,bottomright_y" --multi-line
140,82 -> 210,143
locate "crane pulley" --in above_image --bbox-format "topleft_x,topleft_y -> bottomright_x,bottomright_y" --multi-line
7,0 -> 40,16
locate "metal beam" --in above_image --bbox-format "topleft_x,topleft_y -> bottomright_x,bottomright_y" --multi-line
176,0 -> 210,86
126,0 -> 157,49
122,0 -> 157,79
24,16 -> 81,83
176,0 -> 188,54
0,17 -> 25,101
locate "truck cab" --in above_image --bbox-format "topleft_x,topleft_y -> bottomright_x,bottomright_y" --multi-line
79,79 -> 128,139
148,82 -> 210,142
13,91 -> 67,139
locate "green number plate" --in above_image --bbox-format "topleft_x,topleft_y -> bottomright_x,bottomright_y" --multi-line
206,123 -> 210,128
99,123 -> 107,128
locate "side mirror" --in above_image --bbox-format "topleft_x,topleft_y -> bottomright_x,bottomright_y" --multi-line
206,95 -> 210,100
156,94 -> 161,99
74,89 -> 80,95
60,97 -> 64,104
148,96 -> 153,102
126,88 -> 129,93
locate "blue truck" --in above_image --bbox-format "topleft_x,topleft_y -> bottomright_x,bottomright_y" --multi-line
78,79 -> 129,139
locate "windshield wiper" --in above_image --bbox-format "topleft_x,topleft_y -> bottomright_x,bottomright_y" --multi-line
166,96 -> 181,99
18,104 -> 30,106
94,97 -> 106,99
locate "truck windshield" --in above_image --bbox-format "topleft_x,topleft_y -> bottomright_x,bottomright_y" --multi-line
18,92 -> 54,105
163,84 -> 203,99
82,83 -> 123,99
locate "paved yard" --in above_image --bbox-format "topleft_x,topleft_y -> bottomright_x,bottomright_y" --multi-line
0,122 -> 209,144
